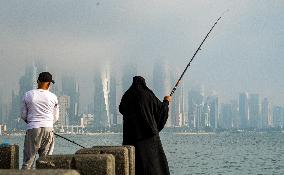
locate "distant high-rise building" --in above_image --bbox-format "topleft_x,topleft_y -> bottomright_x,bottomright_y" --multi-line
62,76 -> 79,125
239,92 -> 249,129
109,76 -> 117,125
1,104 -> 9,125
188,87 -> 204,129
261,98 -> 272,128
230,100 -> 239,128
87,103 -> 94,114
153,61 -> 171,100
203,101 -> 210,128
171,85 -> 185,127
272,106 -> 284,128
249,94 -> 261,128
9,94 -> 21,130
58,96 -> 70,126
196,104 -> 204,130
153,61 -> 172,127
221,103 -> 233,129
208,96 -> 219,129
94,65 -> 111,128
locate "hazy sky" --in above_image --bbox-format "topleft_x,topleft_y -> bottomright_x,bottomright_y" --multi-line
0,0 -> 283,106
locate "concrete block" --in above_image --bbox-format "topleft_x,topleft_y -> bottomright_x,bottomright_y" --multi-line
0,145 -> 19,169
89,146 -> 135,175
123,145 -> 135,175
36,154 -> 74,169
36,154 -> 115,175
76,146 -> 129,175
74,148 -> 101,155
0,169 -> 80,175
96,146 -> 135,175
74,154 -> 115,175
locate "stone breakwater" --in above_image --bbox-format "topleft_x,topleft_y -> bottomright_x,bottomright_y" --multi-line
0,145 -> 135,175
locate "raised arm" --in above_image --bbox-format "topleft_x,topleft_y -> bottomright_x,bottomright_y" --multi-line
155,96 -> 172,132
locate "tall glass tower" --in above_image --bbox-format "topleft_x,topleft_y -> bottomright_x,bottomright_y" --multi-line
261,98 -> 272,128
249,94 -> 261,128
239,92 -> 249,129
153,60 -> 172,127
94,65 -> 111,128
62,76 -> 80,125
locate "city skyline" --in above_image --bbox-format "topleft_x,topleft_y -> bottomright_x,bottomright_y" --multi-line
0,60 -> 283,131
0,1 -> 284,107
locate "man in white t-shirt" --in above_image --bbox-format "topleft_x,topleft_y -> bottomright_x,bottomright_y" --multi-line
21,72 -> 59,169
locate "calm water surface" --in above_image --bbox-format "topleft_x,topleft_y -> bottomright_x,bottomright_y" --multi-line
1,132 -> 284,175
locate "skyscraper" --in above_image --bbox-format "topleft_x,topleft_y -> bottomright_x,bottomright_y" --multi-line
230,100 -> 239,128
239,92 -> 249,129
153,60 -> 172,127
62,76 -> 80,125
272,106 -> 284,128
153,61 -> 171,100
221,103 -> 233,129
261,98 -> 272,128
94,65 -> 111,128
188,87 -> 204,129
208,96 -> 219,129
10,90 -> 20,130
249,94 -> 261,128
171,85 -> 185,127
1,104 -> 9,126
203,101 -> 210,128
109,76 -> 117,125
196,104 -> 204,130
58,95 -> 70,126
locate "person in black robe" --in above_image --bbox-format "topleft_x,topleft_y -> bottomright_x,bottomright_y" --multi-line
119,76 -> 172,175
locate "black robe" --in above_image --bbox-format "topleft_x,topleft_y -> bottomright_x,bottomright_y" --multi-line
119,76 -> 170,175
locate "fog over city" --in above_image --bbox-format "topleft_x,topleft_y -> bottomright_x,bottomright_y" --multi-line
0,0 -> 284,108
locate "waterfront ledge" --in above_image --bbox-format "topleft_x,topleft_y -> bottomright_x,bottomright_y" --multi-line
0,145 -> 135,175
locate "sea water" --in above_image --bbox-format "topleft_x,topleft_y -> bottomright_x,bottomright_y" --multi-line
1,132 -> 284,175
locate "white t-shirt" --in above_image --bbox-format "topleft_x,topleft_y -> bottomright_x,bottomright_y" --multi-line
21,89 -> 59,130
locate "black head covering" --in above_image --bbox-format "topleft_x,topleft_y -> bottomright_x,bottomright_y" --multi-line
131,76 -> 154,95
132,76 -> 146,87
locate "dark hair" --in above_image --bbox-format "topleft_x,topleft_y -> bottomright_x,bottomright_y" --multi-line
38,72 -> 55,84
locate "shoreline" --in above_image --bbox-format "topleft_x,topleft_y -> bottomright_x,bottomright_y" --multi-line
2,130 -> 284,137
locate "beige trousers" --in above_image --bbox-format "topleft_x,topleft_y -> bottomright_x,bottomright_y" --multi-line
22,127 -> 54,170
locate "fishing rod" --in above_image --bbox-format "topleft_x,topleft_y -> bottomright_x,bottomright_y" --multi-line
170,11 -> 227,96
54,133 -> 86,148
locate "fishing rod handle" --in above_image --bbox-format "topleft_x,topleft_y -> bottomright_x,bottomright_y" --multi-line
170,87 -> 177,96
